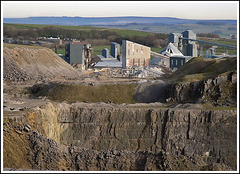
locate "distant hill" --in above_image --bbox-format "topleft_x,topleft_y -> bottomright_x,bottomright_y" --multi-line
3,16 -> 237,26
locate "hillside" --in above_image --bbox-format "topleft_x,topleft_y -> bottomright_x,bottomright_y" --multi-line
3,23 -> 154,38
3,16 -> 237,38
3,16 -> 237,26
100,23 -> 237,38
164,57 -> 237,83
3,43 -> 82,82
3,23 -> 168,49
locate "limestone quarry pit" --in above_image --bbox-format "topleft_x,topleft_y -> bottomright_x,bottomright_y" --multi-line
3,44 -> 237,171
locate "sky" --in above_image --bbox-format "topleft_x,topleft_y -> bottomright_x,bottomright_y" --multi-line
2,1 -> 239,20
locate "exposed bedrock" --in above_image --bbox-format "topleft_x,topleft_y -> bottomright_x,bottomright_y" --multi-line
165,71 -> 237,106
28,102 -> 237,170
136,71 -> 237,106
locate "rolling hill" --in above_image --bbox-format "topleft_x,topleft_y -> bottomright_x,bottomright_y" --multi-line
4,16 -> 236,26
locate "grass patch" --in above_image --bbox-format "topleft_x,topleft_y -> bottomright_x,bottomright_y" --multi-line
108,28 -> 154,37
202,102 -> 237,110
51,48 -> 65,55
92,45 -> 111,56
29,83 -> 138,104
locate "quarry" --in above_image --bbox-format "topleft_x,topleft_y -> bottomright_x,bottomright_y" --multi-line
2,30 -> 237,172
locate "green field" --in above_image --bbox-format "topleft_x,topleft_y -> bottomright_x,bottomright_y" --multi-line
102,23 -> 237,39
92,45 -> 111,56
108,28 -> 154,37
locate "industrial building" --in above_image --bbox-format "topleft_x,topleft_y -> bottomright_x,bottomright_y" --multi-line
65,43 -> 93,70
151,43 -> 184,68
169,30 -> 198,57
102,48 -> 109,58
169,33 -> 182,49
151,34 -> 196,70
160,42 -> 184,57
111,42 -> 120,58
122,40 -> 150,69
170,56 -> 192,70
182,30 -> 198,57
100,42 -> 120,59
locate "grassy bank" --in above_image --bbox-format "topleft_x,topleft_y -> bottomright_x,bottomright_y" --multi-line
29,83 -> 138,104
164,56 -> 237,83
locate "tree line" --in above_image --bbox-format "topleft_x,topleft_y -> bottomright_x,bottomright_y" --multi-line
3,25 -> 168,48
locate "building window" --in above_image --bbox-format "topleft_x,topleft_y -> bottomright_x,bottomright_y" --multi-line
128,49 -> 130,56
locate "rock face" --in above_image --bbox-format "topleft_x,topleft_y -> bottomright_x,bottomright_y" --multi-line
4,103 -> 237,171
23,102 -> 236,171
135,80 -> 169,103
134,71 -> 237,107
165,71 -> 237,106
26,130 -> 164,171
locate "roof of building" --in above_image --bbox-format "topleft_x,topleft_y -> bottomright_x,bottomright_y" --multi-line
150,57 -> 162,65
111,42 -> 120,45
94,58 -> 122,68
96,55 -> 115,59
160,43 -> 184,57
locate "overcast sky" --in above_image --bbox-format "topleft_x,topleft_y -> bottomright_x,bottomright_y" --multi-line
2,1 -> 239,20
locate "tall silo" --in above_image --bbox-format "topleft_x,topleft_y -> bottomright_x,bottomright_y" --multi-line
182,30 -> 198,57
169,33 -> 183,52
111,42 -> 120,58
102,48 -> 109,58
